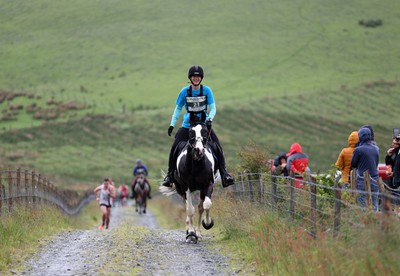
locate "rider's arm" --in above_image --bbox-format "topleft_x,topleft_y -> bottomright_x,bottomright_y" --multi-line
170,105 -> 182,126
207,102 -> 216,121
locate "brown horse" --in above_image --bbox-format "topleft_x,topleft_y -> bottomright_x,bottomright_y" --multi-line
132,175 -> 150,214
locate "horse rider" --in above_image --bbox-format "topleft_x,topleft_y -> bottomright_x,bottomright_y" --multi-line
133,159 -> 148,177
162,65 -> 234,188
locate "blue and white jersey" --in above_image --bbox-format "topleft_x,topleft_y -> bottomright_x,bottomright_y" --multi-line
170,85 -> 216,129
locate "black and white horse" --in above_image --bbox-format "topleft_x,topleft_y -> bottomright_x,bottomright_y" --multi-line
160,122 -> 217,243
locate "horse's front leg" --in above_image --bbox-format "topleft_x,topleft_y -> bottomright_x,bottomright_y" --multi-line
185,189 -> 197,243
196,200 -> 204,241
202,196 -> 214,230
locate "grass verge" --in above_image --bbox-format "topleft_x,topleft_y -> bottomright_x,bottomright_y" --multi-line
212,195 -> 400,275
0,202 -> 99,273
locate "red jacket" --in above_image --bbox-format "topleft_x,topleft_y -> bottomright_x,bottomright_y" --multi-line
286,143 -> 309,174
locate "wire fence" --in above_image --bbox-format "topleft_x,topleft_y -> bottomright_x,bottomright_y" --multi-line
0,168 -> 95,216
225,170 -> 398,238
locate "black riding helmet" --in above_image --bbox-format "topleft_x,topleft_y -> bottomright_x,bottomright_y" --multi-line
188,65 -> 204,79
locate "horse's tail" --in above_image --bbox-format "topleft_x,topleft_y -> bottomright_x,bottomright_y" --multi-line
159,169 -> 177,196
159,185 -> 177,196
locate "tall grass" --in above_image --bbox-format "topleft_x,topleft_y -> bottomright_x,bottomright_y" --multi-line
0,203 -> 99,272
212,197 -> 400,275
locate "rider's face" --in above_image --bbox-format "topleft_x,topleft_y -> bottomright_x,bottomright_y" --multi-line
190,75 -> 202,86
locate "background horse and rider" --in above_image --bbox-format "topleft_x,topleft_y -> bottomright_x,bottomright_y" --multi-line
132,174 -> 151,214
160,120 -> 218,243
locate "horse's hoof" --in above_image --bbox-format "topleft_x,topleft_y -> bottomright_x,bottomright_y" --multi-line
186,231 -> 198,244
143,209 -> 146,214
202,218 -> 214,230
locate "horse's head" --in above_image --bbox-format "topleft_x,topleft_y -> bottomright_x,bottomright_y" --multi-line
136,175 -> 145,186
189,123 -> 208,161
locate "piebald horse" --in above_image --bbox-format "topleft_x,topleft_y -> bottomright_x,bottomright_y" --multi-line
160,122 -> 217,243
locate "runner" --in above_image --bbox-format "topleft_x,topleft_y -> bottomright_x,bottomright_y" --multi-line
118,183 -> 129,207
94,178 -> 116,230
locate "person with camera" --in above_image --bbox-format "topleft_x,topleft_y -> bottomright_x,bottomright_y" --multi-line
162,65 -> 234,188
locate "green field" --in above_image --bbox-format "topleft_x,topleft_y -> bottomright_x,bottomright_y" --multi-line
1,0 -> 399,188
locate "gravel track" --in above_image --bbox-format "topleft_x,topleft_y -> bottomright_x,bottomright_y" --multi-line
21,200 -> 244,276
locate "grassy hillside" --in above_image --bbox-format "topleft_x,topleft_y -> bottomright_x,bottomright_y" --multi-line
1,0 -> 399,112
1,0 -> 399,188
1,80 -> 399,189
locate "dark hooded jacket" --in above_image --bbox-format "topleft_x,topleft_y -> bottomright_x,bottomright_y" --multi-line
351,127 -> 379,177
394,154 -> 400,188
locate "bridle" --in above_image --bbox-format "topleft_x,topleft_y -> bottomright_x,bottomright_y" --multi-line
188,123 -> 211,150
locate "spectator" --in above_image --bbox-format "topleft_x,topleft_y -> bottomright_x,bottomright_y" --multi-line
133,159 -> 148,177
335,131 -> 359,188
285,142 -> 310,188
385,136 -> 400,213
356,124 -> 377,147
351,127 -> 380,211
271,152 -> 289,176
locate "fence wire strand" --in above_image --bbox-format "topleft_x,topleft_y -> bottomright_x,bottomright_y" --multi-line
221,171 -> 399,237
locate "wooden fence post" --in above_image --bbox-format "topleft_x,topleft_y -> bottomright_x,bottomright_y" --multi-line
17,168 -> 22,207
378,177 -> 391,232
378,178 -> 390,215
238,172 -> 244,200
289,171 -> 295,221
24,170 -> 29,206
310,176 -> 317,237
37,174 -> 42,204
350,169 -> 356,199
247,173 -> 254,202
363,170 -> 372,209
271,173 -> 277,209
240,172 -> 245,201
32,170 -> 37,207
333,177 -> 341,237
258,169 -> 264,204
8,169 -> 13,212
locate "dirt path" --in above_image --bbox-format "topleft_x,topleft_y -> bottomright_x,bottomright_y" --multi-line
22,200 -> 243,275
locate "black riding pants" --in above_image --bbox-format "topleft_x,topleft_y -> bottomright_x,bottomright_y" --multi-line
167,127 -> 226,173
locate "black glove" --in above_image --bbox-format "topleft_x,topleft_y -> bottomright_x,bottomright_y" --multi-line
206,119 -> 212,130
168,126 -> 174,136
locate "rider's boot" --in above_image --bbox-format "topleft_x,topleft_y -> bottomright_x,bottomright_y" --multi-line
131,184 -> 136,199
148,186 -> 152,199
162,170 -> 174,187
220,167 -> 235,188
213,142 -> 234,187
